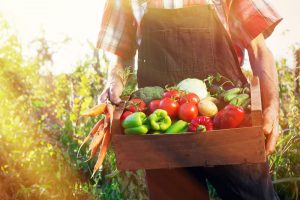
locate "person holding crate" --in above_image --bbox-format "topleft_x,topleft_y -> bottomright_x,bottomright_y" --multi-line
97,0 -> 282,199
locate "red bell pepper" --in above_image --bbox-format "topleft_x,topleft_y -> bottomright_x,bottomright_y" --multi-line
188,116 -> 213,132
213,104 -> 245,129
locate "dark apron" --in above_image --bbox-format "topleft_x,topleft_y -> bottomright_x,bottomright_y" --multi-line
137,5 -> 278,200
137,5 -> 247,88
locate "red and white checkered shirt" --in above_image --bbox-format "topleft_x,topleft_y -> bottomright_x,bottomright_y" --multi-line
96,0 -> 282,64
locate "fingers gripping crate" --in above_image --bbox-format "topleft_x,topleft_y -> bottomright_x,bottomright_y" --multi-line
111,77 -> 265,171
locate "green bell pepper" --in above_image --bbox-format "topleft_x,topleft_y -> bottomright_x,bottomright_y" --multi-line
124,124 -> 149,135
122,112 -> 149,135
148,109 -> 172,131
165,120 -> 188,134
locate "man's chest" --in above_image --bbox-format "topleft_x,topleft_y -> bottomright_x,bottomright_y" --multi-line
131,0 -> 226,24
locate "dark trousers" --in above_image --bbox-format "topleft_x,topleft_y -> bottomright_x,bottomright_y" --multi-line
146,162 -> 279,200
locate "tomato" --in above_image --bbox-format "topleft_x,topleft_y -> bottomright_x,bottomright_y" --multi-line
120,111 -> 133,123
162,89 -> 183,101
178,103 -> 198,122
179,93 -> 200,105
125,99 -> 146,112
148,99 -> 161,114
159,98 -> 179,118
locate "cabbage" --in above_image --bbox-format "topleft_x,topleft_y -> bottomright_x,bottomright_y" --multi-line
177,78 -> 208,99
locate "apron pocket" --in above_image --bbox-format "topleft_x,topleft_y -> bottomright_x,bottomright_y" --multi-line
144,29 -> 172,71
175,28 -> 214,74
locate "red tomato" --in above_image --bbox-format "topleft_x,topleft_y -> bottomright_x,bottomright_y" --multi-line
179,93 -> 200,105
120,111 -> 133,123
162,89 -> 183,101
125,99 -> 146,112
178,103 -> 198,122
148,99 -> 161,114
159,98 -> 179,118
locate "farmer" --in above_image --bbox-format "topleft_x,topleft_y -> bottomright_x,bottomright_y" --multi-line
97,0 -> 282,199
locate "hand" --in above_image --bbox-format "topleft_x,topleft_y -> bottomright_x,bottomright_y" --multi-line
98,77 -> 124,105
263,104 -> 279,156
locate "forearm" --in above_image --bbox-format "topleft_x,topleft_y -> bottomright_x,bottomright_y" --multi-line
108,56 -> 134,86
247,35 -> 279,111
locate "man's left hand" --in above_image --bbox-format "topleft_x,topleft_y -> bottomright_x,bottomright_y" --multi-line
263,104 -> 279,156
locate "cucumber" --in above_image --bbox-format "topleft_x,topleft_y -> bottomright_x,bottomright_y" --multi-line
230,94 -> 250,106
224,93 -> 239,102
222,88 -> 242,96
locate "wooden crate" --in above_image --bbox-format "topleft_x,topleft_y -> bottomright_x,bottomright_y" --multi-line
111,77 -> 265,171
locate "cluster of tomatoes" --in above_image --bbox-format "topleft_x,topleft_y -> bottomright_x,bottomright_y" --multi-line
121,89 -> 201,122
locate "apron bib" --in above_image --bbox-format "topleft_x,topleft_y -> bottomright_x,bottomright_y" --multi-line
137,5 -> 247,88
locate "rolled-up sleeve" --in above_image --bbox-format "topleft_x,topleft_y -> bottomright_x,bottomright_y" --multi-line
96,0 -> 138,58
229,0 -> 283,48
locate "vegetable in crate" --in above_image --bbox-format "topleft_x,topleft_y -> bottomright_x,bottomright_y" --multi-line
177,78 -> 208,100
222,87 -> 242,102
159,97 -> 179,119
229,94 -> 249,107
188,116 -> 213,132
198,99 -> 218,117
122,112 -> 149,135
148,109 -> 172,131
163,89 -> 184,101
221,86 -> 250,107
148,99 -> 161,114
165,120 -> 188,134
125,98 -> 146,112
179,93 -> 200,105
120,111 -> 133,123
213,104 -> 245,129
131,86 -> 164,104
178,102 -> 198,122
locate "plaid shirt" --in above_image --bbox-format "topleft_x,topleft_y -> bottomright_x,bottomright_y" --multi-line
96,0 -> 282,64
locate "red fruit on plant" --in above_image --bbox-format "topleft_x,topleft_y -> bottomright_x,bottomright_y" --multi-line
178,103 -> 198,122
120,111 -> 133,123
125,98 -> 146,112
179,93 -> 200,105
159,97 -> 179,118
148,99 -> 161,114
163,89 -> 183,101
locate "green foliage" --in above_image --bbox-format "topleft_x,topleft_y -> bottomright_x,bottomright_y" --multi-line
269,58 -> 300,200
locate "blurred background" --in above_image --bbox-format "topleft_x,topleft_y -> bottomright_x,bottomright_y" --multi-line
0,0 -> 299,199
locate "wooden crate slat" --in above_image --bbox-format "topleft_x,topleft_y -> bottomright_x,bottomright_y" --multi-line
112,127 -> 265,170
250,77 -> 263,126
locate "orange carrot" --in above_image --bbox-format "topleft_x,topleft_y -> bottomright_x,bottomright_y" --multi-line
81,103 -> 107,117
88,129 -> 105,151
106,104 -> 115,125
86,140 -> 101,162
92,130 -> 111,177
77,118 -> 104,157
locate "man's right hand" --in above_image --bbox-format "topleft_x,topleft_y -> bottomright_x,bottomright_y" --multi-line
98,77 -> 124,105
98,56 -> 134,105
98,57 -> 127,105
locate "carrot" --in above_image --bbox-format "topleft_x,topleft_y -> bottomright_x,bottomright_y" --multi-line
92,129 -> 111,177
88,128 -> 105,151
81,103 -> 107,117
77,118 -> 104,157
106,104 -> 115,125
86,140 -> 101,162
